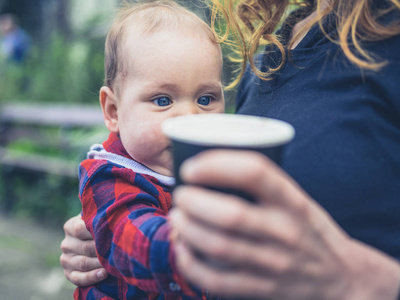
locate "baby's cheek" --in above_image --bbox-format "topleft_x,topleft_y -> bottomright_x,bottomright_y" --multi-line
129,133 -> 166,160
146,125 -> 169,149
122,120 -> 170,171
120,130 -> 147,158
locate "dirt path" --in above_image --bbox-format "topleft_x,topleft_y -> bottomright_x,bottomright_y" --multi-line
0,213 -> 75,299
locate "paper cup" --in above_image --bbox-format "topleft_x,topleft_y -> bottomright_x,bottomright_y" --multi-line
162,113 -> 295,201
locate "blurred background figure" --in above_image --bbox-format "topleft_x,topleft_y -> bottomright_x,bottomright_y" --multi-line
0,13 -> 30,63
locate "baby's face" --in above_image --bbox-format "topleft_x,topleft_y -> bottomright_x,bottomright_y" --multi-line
116,26 -> 224,176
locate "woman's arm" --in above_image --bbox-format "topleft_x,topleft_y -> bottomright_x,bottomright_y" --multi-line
60,214 -> 108,287
170,150 -> 400,300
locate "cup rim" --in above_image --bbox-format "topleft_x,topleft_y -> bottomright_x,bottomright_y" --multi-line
162,113 -> 295,148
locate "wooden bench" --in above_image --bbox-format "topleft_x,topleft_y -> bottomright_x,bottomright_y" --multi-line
0,103 -> 105,212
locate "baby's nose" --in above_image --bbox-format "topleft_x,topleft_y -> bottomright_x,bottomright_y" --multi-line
177,101 -> 199,115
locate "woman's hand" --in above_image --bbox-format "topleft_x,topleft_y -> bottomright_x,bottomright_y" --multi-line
60,215 -> 108,287
170,150 -> 400,300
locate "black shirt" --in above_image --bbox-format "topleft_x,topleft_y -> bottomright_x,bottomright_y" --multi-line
236,16 -> 400,259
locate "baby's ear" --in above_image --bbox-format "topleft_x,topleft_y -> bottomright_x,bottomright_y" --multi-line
99,86 -> 119,133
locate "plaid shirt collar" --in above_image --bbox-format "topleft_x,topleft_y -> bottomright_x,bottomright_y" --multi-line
88,132 -> 175,187
103,132 -> 132,160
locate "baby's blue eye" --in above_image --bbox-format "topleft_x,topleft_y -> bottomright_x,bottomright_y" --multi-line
153,97 -> 172,107
197,96 -> 212,106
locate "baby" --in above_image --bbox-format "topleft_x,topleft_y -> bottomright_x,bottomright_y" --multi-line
75,1 -> 224,299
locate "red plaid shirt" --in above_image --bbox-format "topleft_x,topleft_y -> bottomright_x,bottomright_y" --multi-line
74,133 -> 204,300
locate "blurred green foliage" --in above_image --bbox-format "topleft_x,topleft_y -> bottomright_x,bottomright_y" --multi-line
0,32 -> 104,104
0,125 -> 108,225
11,172 -> 81,225
0,14 -> 108,225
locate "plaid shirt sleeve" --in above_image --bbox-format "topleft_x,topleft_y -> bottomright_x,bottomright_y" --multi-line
79,158 -> 200,297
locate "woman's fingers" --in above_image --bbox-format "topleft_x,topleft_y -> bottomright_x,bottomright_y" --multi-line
172,185 -> 303,243
63,214 -> 93,240
60,234 -> 98,257
173,239 -> 275,299
60,214 -> 108,286
173,185 -> 259,236
60,234 -> 107,286
170,207 -> 295,274
60,251 -> 104,272
64,267 -> 107,287
178,149 -> 343,240
180,149 -> 309,209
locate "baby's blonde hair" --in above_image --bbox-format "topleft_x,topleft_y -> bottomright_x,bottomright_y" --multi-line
104,0 -> 219,90
209,0 -> 400,88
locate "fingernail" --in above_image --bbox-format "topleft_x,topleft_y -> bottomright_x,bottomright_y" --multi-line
97,270 -> 105,280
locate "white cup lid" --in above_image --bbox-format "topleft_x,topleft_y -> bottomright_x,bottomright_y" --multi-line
162,114 -> 295,147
